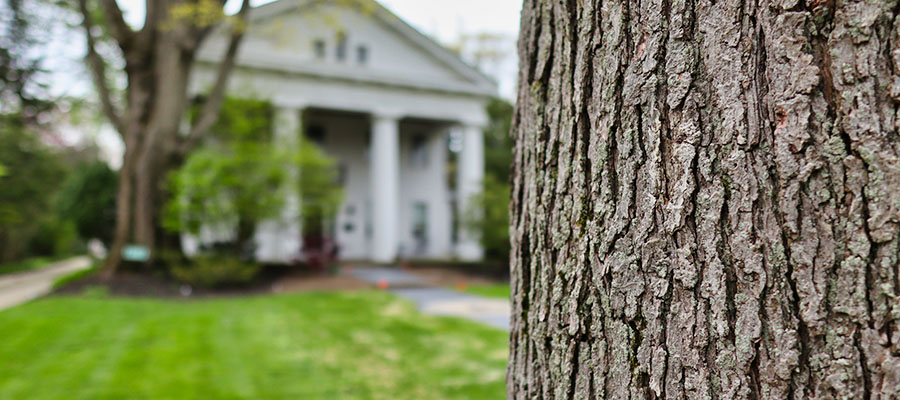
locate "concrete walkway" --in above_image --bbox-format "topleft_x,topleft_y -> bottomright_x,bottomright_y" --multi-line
342,266 -> 510,330
0,256 -> 92,311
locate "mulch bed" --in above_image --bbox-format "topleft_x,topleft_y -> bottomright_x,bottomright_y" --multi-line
52,263 -> 507,299
275,268 -> 372,292
52,266 -> 293,299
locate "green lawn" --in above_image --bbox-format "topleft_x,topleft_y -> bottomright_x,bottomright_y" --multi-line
463,284 -> 510,299
0,256 -> 60,276
0,291 -> 508,399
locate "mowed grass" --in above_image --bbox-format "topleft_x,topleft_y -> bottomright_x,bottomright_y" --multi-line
0,291 -> 508,400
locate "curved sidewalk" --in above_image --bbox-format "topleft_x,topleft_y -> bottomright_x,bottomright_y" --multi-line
0,256 -> 92,311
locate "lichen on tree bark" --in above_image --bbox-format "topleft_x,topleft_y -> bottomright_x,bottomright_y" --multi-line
508,0 -> 900,398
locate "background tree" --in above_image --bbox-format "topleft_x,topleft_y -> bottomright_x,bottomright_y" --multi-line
75,0 -> 253,277
79,0 -> 372,278
0,0 -> 54,122
464,98 -> 513,263
0,117 -> 69,262
508,1 -> 900,398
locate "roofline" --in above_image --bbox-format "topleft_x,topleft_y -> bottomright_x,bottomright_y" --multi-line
367,2 -> 499,89
244,0 -> 499,94
195,59 -> 497,98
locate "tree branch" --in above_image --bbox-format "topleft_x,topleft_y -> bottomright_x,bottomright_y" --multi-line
181,0 -> 252,151
100,0 -> 134,47
78,0 -> 125,135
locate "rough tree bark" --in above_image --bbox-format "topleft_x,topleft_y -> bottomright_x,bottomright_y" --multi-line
77,0 -> 251,277
508,0 -> 900,398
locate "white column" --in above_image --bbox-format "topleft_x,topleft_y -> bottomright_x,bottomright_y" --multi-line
456,123 -> 485,261
255,106 -> 303,263
369,113 -> 401,263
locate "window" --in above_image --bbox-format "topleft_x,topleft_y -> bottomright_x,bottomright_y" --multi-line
357,45 -> 368,64
410,134 -> 429,167
306,124 -> 326,144
411,202 -> 428,254
336,33 -> 347,61
314,39 -> 326,59
343,204 -> 356,233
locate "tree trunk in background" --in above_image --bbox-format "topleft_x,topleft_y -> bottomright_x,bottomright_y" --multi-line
77,0 -> 251,278
508,0 -> 900,398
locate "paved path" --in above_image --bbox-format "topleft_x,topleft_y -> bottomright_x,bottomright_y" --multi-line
0,256 -> 92,311
342,266 -> 510,330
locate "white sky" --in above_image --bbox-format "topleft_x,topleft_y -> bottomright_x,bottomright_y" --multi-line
118,0 -> 523,44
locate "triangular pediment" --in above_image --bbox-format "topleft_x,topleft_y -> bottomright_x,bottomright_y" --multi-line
197,0 -> 497,96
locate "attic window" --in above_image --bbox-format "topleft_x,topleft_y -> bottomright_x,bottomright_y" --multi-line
314,39 -> 326,59
357,45 -> 368,65
336,33 -> 347,61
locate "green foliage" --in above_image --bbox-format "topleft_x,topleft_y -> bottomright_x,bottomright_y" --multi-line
163,142 -> 292,237
27,216 -> 79,257
0,116 -> 68,262
169,255 -> 261,288
165,0 -> 228,30
464,98 -> 514,263
56,161 -> 118,244
203,96 -> 273,143
0,163 -> 6,177
465,174 -> 510,262
484,98 -> 514,182
166,97 -> 342,254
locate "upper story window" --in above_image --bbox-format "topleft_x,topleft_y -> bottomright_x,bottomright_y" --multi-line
336,33 -> 347,61
357,45 -> 368,65
313,39 -> 326,59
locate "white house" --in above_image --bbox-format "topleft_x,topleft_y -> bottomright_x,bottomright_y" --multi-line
187,0 -> 497,264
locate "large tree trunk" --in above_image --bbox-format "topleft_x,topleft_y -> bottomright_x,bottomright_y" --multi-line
78,0 -> 251,277
102,40 -> 193,276
508,0 -> 900,398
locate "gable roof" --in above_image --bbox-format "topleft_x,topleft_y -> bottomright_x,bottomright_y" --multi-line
230,0 -> 498,97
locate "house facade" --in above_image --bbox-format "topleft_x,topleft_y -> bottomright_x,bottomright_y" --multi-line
186,0 -> 496,263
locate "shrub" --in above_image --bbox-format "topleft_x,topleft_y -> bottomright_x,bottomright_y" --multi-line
27,216 -> 79,257
169,255 -> 261,288
463,174 -> 510,263
56,161 -> 117,244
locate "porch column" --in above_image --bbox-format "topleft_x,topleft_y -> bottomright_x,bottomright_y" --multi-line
255,106 -> 303,263
456,123 -> 484,261
369,113 -> 400,263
